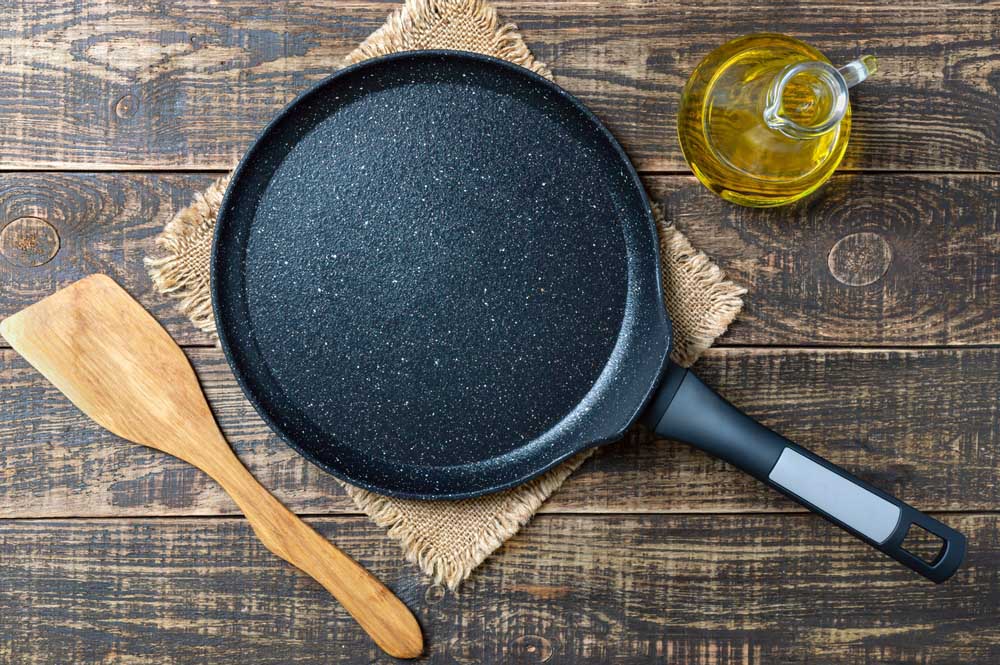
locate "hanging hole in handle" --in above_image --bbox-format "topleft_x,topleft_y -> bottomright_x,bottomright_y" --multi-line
901,522 -> 947,565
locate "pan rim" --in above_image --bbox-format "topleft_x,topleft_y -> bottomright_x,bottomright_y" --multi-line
211,49 -> 672,499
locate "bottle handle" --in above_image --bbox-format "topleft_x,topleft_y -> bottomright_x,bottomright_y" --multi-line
764,55 -> 877,139
839,54 -> 879,88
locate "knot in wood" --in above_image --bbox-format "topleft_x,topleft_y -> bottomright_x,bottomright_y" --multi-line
114,94 -> 139,119
423,583 -> 446,604
0,217 -> 60,267
827,232 -> 892,286
509,635 -> 555,662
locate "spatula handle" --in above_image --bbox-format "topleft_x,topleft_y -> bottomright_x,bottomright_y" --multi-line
202,445 -> 423,658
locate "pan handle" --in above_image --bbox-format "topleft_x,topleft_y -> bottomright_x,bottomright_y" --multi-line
641,362 -> 966,583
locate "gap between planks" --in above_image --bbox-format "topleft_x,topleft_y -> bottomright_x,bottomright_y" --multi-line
5,342 -> 1000,350
0,167 -> 998,175
0,510 -> 995,522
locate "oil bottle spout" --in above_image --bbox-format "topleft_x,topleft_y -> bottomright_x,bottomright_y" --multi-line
763,53 -> 877,141
839,55 -> 878,88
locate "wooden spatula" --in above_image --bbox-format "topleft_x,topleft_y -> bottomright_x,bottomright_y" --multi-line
0,274 -> 423,659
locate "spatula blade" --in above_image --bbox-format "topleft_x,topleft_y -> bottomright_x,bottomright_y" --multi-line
0,273 -> 212,457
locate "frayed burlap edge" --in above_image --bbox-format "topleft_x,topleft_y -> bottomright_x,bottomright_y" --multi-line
657,213 -> 747,367
346,0 -> 553,80
144,0 -> 745,589
342,451 -> 592,588
146,176 -> 228,339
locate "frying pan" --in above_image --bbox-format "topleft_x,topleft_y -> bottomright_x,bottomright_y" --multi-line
212,50 -> 965,582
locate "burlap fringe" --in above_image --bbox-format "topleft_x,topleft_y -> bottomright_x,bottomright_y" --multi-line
342,453 -> 591,588
657,216 -> 747,367
347,0 -> 553,79
145,176 -> 230,338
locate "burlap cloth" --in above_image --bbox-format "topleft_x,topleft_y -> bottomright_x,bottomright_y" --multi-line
145,0 -> 745,588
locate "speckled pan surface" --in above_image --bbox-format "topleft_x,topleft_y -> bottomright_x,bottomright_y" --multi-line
212,51 -> 671,499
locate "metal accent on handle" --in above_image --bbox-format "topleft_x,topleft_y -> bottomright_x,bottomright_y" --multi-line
768,448 -> 901,543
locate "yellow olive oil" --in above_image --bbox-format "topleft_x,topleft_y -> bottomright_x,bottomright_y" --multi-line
677,34 -> 873,207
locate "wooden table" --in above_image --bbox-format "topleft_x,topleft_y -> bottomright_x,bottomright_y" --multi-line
1,1 -> 998,663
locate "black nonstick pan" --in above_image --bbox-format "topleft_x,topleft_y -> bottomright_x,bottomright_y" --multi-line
212,50 -> 965,582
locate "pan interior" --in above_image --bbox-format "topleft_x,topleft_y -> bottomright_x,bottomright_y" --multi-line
213,52 -> 669,498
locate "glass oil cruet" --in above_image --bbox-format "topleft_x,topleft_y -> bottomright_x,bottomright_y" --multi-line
677,34 -> 877,207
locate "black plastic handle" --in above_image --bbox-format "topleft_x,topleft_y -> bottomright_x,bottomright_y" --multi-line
641,362 -> 966,583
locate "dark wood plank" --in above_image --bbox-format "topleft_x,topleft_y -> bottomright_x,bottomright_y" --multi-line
3,346 -> 996,517
654,173 -> 1000,346
0,172 -> 218,346
1,172 -> 997,348
1,0 -> 997,171
0,513 -> 996,664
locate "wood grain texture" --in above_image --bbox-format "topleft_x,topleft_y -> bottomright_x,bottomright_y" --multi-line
2,345 -> 995,518
0,513 -> 996,664
0,172 -> 218,346
1,172 -> 997,348
653,173 -> 1000,346
0,1 -> 996,660
0,0 -> 997,171
0,275 -> 423,658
